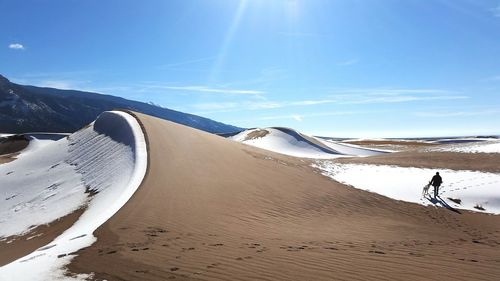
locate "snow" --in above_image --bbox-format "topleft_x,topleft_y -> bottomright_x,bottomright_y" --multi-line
313,162 -> 500,214
427,140 -> 500,154
318,138 -> 390,156
18,133 -> 68,156
231,128 -> 343,159
231,128 -> 387,159
0,111 -> 148,280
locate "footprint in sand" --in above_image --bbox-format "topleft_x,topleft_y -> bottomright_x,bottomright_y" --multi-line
206,263 -> 220,269
369,250 -> 385,254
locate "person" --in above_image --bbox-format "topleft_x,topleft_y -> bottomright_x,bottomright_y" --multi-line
430,172 -> 442,197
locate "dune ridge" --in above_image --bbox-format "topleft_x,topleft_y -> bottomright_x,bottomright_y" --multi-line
231,127 -> 386,159
0,111 -> 147,280
68,112 -> 500,281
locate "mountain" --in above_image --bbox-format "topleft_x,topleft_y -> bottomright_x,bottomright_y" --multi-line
0,74 -> 241,134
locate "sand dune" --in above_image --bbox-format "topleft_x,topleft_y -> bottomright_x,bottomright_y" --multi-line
63,112 -> 500,281
231,127 -> 386,158
0,111 -> 147,280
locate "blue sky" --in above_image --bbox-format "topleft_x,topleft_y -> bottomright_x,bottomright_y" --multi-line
2,0 -> 500,137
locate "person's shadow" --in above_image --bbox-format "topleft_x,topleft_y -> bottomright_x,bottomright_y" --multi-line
425,194 -> 461,214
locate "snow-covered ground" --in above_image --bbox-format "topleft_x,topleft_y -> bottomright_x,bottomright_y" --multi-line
426,140 -> 500,154
0,111 -> 147,281
230,128 -> 386,159
313,162 -> 500,214
16,133 -> 68,157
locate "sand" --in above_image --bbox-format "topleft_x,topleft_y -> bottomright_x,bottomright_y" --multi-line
0,135 -> 28,156
336,150 -> 500,173
0,135 -> 28,164
344,140 -> 438,151
243,129 -> 269,141
65,112 -> 500,281
0,210 -> 83,267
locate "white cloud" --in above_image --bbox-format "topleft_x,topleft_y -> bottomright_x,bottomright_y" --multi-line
35,80 -> 90,90
158,85 -> 265,96
193,98 -> 340,114
279,32 -> 326,37
193,88 -> 465,115
327,88 -> 467,104
337,58 -> 359,66
492,5 -> 500,17
191,102 -> 239,111
243,111 -> 363,122
158,56 -> 216,69
414,109 -> 500,118
8,43 -> 25,50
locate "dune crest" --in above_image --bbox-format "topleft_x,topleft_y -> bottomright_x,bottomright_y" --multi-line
231,127 -> 387,158
66,113 -> 500,281
0,111 -> 147,280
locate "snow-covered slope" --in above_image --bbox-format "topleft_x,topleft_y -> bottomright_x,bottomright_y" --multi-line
318,138 -> 391,156
230,128 -> 387,159
0,111 -> 147,280
426,140 -> 500,154
14,133 -> 68,156
314,162 -> 500,214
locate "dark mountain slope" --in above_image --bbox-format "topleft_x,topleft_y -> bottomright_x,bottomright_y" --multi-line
0,74 -> 241,134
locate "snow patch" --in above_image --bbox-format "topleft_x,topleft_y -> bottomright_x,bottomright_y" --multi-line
313,162 -> 500,214
427,140 -> 500,154
0,111 -> 148,280
231,128 -> 342,159
231,128 -> 387,159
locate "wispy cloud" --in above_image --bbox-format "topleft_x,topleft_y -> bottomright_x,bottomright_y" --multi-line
193,88 -> 465,115
328,88 -> 467,104
279,32 -> 327,37
337,58 -> 359,66
36,79 -> 89,90
414,109 -> 500,118
157,56 -> 216,69
160,85 -> 265,95
8,43 -> 25,50
491,4 -> 500,17
192,98 -> 337,114
238,111 -> 364,123
191,102 -> 239,111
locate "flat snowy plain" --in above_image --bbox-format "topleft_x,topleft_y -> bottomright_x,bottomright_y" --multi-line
314,162 -> 500,214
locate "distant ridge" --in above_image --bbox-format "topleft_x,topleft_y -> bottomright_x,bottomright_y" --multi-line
0,74 -> 241,134
230,127 -> 387,158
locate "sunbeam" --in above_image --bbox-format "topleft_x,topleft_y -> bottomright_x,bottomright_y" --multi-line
209,0 -> 249,84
